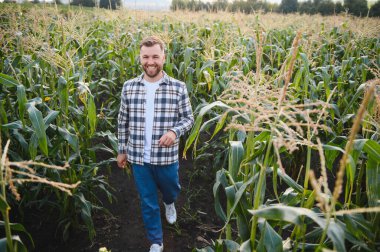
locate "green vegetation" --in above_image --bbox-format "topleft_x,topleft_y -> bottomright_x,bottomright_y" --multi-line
171,0 -> 380,17
0,3 -> 379,251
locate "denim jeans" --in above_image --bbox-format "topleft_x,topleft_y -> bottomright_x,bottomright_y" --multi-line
132,162 -> 180,244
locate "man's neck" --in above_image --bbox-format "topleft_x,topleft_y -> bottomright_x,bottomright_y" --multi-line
143,71 -> 164,83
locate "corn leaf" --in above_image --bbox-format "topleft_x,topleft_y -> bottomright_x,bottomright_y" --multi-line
88,95 -> 97,136
0,73 -> 19,87
258,219 -> 283,252
27,106 -> 48,156
229,141 -> 244,180
249,205 -> 345,251
17,85 -> 27,126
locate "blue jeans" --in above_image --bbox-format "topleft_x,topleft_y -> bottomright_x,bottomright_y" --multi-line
132,162 -> 180,244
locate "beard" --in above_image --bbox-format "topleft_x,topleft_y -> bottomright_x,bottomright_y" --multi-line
143,64 -> 162,79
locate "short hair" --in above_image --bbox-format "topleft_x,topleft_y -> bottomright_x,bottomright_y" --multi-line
140,36 -> 165,52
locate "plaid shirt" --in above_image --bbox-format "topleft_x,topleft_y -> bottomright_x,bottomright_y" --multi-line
117,72 -> 194,165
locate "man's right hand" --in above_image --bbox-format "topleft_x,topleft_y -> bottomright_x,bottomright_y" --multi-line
117,154 -> 127,168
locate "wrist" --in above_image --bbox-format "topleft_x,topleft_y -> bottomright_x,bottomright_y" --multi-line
169,130 -> 177,139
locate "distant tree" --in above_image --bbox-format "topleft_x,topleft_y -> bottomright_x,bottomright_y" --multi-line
344,0 -> 369,16
369,0 -> 380,17
298,0 -> 316,14
71,0 -> 95,7
171,0 -> 186,11
212,0 -> 228,12
318,0 -> 335,16
229,1 -> 252,13
279,0 -> 298,13
335,2 -> 344,14
99,0 -> 120,10
33,0 -> 40,3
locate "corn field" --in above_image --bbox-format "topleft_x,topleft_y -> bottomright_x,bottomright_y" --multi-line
0,3 -> 379,252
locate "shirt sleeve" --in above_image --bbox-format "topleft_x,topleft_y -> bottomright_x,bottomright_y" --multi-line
170,84 -> 194,138
118,83 -> 129,154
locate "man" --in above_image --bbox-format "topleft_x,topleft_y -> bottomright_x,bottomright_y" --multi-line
117,36 -> 194,252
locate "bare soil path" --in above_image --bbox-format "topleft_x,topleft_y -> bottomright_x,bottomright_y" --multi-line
23,157 -> 221,252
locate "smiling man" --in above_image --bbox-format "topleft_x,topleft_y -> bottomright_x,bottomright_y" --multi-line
117,36 -> 194,252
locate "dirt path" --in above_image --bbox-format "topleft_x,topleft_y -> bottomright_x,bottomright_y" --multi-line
25,158 -> 221,252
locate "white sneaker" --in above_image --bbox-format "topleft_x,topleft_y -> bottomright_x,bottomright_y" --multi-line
164,202 -> 177,224
149,243 -> 163,252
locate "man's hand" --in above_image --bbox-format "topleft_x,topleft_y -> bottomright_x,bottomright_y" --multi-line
117,154 -> 127,168
159,131 -> 177,147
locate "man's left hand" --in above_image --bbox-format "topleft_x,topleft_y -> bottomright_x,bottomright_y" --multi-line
159,131 -> 177,147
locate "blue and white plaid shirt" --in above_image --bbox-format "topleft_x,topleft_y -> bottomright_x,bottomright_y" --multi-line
117,72 -> 194,165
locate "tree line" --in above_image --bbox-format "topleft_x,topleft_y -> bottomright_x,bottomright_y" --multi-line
4,0 -> 121,10
171,0 -> 380,17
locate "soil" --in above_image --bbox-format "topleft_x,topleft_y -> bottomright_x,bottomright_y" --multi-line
12,156 -> 222,252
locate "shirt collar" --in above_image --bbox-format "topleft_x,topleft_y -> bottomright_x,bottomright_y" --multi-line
137,71 -> 170,85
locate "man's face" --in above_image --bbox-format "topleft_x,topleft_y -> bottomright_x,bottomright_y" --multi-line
140,44 -> 165,80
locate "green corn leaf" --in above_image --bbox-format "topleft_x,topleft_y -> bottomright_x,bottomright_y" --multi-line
366,157 -> 380,208
184,47 -> 193,68
13,129 -> 29,152
75,193 -> 95,240
343,214 -> 374,242
43,110 -> 60,128
199,115 -> 221,134
213,169 -> 229,222
57,126 -> 79,152
95,130 -> 118,153
26,97 -> 42,108
276,167 -> 303,193
1,121 -> 23,130
249,205 -> 345,252
58,76 -> 68,113
222,171 -> 260,231
341,83 -> 366,117
17,85 -> 27,126
239,239 -> 251,252
363,139 -> 380,161
28,133 -> 38,160
27,106 -> 48,156
3,222 -> 34,248
218,239 -> 239,252
0,235 -> 27,252
0,100 -> 8,126
323,143 -> 344,171
89,143 -> 115,155
88,95 -> 97,136
183,101 -> 234,156
228,141 -> 244,180
258,219 -> 283,252
0,73 -> 19,87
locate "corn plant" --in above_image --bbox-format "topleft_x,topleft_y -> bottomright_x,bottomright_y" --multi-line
0,133 -> 80,251
186,26 -> 380,251
1,3 -> 380,249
